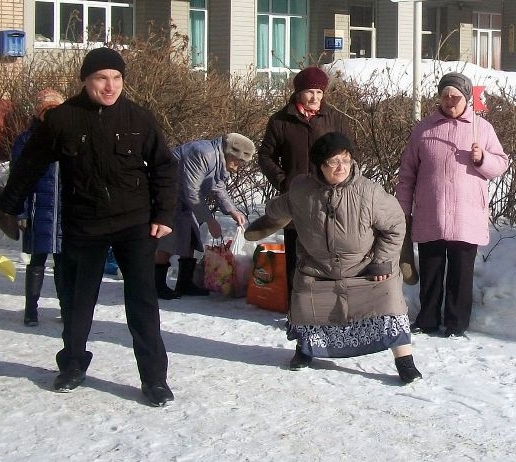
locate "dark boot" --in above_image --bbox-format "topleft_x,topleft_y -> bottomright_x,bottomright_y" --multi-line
175,257 -> 209,296
24,265 -> 45,326
289,346 -> 312,370
155,263 -> 181,300
395,354 -> 423,383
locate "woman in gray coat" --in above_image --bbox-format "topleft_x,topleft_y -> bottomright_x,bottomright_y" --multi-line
264,132 -> 422,383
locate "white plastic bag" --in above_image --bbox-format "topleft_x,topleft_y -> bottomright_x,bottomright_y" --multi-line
229,226 -> 257,297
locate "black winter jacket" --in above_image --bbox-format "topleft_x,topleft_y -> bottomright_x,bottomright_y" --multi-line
0,88 -> 178,237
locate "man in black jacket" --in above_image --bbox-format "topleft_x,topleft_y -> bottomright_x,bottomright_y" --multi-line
0,48 -> 177,407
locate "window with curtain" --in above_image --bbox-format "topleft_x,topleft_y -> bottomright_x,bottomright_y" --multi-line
35,0 -> 134,48
472,12 -> 501,70
189,0 -> 207,70
257,0 -> 308,83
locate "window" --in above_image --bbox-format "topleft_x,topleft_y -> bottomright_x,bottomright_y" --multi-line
257,0 -> 308,83
472,12 -> 501,70
349,3 -> 375,59
189,0 -> 208,70
421,7 -> 437,59
35,1 -> 134,48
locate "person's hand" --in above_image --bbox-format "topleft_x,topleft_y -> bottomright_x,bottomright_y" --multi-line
230,210 -> 246,227
207,217 -> 222,238
471,142 -> 483,165
18,219 -> 27,232
373,274 -> 391,281
150,223 -> 172,238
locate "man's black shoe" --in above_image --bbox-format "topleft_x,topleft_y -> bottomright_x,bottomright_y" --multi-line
289,347 -> 312,371
142,382 -> 175,407
410,323 -> 439,334
54,361 -> 86,392
444,328 -> 465,338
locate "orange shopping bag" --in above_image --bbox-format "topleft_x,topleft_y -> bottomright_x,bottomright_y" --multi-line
246,243 -> 288,313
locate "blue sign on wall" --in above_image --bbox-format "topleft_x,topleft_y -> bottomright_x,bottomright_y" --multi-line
324,36 -> 343,50
324,29 -> 344,51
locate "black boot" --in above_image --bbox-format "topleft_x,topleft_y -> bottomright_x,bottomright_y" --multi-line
175,257 -> 209,296
395,354 -> 423,383
155,263 -> 181,300
24,265 -> 45,326
289,346 -> 312,370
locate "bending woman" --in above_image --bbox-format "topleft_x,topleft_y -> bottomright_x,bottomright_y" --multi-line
263,132 -> 422,383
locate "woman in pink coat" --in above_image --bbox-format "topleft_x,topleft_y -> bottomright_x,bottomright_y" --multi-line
396,72 -> 508,337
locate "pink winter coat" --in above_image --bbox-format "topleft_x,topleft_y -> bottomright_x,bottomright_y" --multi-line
396,106 -> 508,245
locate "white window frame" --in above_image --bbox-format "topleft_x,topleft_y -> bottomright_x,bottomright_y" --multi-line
472,11 -> 501,70
34,0 -> 134,49
349,2 -> 376,59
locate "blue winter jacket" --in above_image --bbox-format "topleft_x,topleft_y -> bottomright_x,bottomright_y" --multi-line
10,118 -> 62,255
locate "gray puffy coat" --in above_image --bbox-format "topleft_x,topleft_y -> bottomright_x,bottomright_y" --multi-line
265,163 -> 407,325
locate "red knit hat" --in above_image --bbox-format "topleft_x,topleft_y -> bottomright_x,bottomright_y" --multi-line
293,67 -> 329,93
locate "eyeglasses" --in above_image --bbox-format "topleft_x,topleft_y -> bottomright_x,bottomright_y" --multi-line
324,157 -> 351,168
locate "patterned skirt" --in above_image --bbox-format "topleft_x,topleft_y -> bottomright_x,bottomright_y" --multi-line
286,314 -> 411,358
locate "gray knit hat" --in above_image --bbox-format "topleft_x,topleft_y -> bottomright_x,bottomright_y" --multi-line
223,133 -> 256,162
438,72 -> 472,101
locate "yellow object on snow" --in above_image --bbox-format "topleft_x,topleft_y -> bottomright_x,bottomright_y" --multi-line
0,255 -> 16,282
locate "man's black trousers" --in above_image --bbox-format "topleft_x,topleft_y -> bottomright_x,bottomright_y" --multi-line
57,224 -> 168,385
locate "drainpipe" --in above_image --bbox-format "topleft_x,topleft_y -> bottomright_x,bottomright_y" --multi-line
413,0 -> 422,121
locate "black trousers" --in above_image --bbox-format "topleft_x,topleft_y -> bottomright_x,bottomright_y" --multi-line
417,240 -> 477,332
29,252 -> 64,305
57,224 -> 168,384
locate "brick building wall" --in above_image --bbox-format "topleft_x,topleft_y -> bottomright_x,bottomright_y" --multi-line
0,0 -> 23,29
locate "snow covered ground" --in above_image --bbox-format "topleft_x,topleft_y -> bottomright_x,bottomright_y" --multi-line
1,216 -> 515,462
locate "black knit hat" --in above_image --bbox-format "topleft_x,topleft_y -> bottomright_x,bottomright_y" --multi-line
309,132 -> 355,168
80,48 -> 126,81
438,72 -> 472,101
